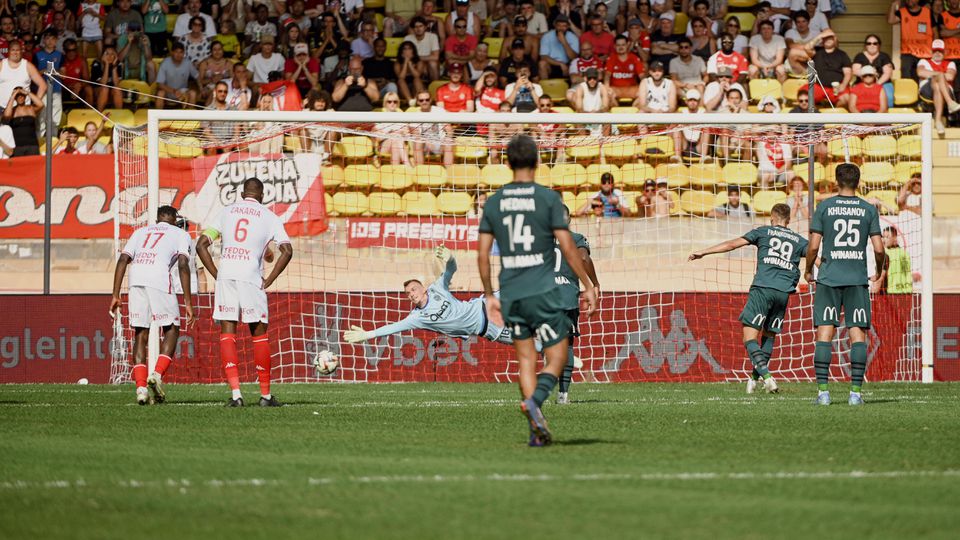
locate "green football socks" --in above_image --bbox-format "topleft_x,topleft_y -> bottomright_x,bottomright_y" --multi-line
814,341 -> 832,391
558,349 -> 575,393
745,340 -> 770,379
532,373 -> 558,408
850,342 -> 867,393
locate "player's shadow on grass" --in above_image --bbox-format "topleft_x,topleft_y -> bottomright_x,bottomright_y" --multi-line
0,400 -> 28,405
553,438 -> 618,446
862,398 -> 901,405
569,399 -> 632,404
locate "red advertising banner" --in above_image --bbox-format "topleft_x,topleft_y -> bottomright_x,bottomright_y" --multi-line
0,154 -> 328,239
2,293 -> 957,384
347,217 -> 480,249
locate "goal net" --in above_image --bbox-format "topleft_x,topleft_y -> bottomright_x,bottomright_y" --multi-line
110,110 -> 933,385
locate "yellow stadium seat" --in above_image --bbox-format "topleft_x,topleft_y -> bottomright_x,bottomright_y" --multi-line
536,164 -> 552,186
888,107 -> 917,114
402,191 -> 439,216
752,190 -> 787,215
601,139 -> 637,161
39,137 -> 59,155
551,106 -> 575,114
166,13 -> 177,33
550,163 -> 588,189
428,79 -> 449,100
335,136 -> 374,160
103,108 -> 135,128
119,79 -> 155,106
655,162 -> 689,188
611,106 -> 639,131
861,162 -> 895,186
680,190 -> 716,215
374,13 -> 384,32
573,192 -> 596,214
687,162 -> 722,189
481,164 -> 512,188
438,192 -> 474,215
283,136 -> 302,153
561,191 -> 576,211
540,79 -> 570,103
713,191 -> 753,209
414,164 -> 447,188
344,164 -> 381,188
866,190 -> 899,215
585,164 -> 620,187
624,191 -> 640,215
67,109 -> 103,132
484,37 -> 504,58
673,11 -> 689,34
639,135 -> 674,159
378,164 -> 416,191
164,136 -> 202,158
828,137 -> 863,159
324,192 -> 333,215
384,37 -> 403,58
446,164 -> 482,188
792,162 -> 825,184
434,12 -> 448,21
728,0 -> 759,7
782,78 -> 805,102
159,120 -> 202,132
729,13 -> 755,33
133,108 -> 148,126
454,136 -> 488,160
863,135 -> 897,158
564,136 -> 600,161
620,162 -> 656,189
894,161 -> 922,185
332,192 -> 369,216
894,78 -> 919,106
749,79 -> 781,103
368,192 -> 403,215
897,135 -> 922,159
722,162 -> 758,186
320,165 -> 345,189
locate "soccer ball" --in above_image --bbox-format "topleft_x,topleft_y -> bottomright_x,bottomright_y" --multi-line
314,350 -> 339,377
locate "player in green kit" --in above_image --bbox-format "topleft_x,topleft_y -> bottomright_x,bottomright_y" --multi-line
804,163 -> 886,406
477,134 -> 598,446
690,203 -> 808,394
554,205 -> 600,405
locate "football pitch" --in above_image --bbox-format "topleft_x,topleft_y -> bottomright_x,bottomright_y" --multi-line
1,382 -> 959,539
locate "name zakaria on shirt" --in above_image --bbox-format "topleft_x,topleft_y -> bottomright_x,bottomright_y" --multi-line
811,195 -> 881,287
479,182 -> 567,301
205,197 -> 292,285
122,222 -> 191,293
742,225 -> 809,293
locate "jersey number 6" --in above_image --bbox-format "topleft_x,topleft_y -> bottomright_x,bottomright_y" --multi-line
234,218 -> 249,242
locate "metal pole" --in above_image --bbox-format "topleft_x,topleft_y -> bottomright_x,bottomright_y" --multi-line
806,60 -> 816,220
43,62 -> 54,295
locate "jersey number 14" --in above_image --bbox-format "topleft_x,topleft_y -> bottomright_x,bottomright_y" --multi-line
502,214 -> 534,252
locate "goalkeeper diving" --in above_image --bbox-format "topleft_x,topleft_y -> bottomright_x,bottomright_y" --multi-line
343,245 -> 513,345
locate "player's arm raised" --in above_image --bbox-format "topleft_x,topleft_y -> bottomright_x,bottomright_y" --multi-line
556,229 -> 597,318
477,231 -> 503,327
435,244 -> 457,290
688,237 -> 750,260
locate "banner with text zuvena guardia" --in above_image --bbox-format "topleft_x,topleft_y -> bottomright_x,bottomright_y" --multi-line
2,294 -> 958,384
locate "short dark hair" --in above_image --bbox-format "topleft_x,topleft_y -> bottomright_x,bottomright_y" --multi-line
410,15 -> 426,26
243,178 -> 265,194
835,163 -> 860,190
506,134 -> 539,171
883,225 -> 898,236
171,41 -> 185,52
727,185 -> 741,194
403,279 -> 422,288
677,37 -> 692,47
771,203 -> 791,222
694,0 -> 708,7
793,11 -> 810,22
614,35 -> 628,44
374,37 -> 386,46
157,205 -> 178,221
759,19 -> 774,29
61,126 -> 78,136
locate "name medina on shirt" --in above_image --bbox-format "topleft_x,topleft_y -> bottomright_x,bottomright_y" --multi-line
214,158 -> 303,206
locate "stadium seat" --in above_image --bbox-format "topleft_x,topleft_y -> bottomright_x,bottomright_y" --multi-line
454,136 -> 487,160
159,120 -> 201,132
655,162 -> 689,188
792,162 -> 825,184
638,135 -> 674,160
324,192 -> 333,215
384,37 -> 403,58
434,12 -> 448,21
680,190 -> 715,215
667,190 -> 681,215
551,106 -> 575,114
368,192 -> 403,215
728,0 -> 759,7
283,136 -> 302,153
481,164 -> 512,188
860,162 -> 895,187
414,164 -> 447,188
893,161 -> 922,185
164,136 -> 202,158
722,162 -> 758,186
730,13 -> 755,33
673,11 -> 689,34
103,108 -> 136,128
611,106 -> 639,132
827,137 -> 862,159
561,191 -> 576,210
565,135 -> 600,161
428,79 -> 448,100
133,108 -> 148,126
601,139 -> 637,161
402,191 -> 439,216
866,190 -> 899,215
687,162 -> 722,189
540,79 -> 569,103
781,78 -> 804,102
752,190 -> 787,215
320,165 -> 345,189
484,37 -> 504,58
438,192 -> 474,215
863,135 -> 897,158
897,135 -> 922,159
749,79 -> 781,103
378,164 -> 416,190
536,164 -> 552,186
551,163 -> 588,189
39,137 -> 59,155
888,107 -> 917,114
118,80 -> 155,107
332,192 -> 369,216
585,163 -> 620,187
447,164 -> 482,188
894,78 -> 919,106
344,164 -> 381,188
573,191 -> 595,213
620,162 -> 656,189
66,109 -> 103,132
335,136 -> 374,161
165,13 -> 177,33
713,191 -> 753,209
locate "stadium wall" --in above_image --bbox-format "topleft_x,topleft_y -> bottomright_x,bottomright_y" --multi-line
1,293 -> 957,384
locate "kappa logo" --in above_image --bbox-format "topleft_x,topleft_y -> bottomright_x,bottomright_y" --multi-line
224,362 -> 236,368
606,307 -> 728,374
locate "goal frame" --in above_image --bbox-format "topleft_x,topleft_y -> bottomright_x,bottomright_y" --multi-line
143,110 -> 935,383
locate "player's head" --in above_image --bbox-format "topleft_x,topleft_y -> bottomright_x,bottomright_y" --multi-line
243,178 -> 265,202
506,134 -> 539,174
835,163 -> 860,191
882,225 -> 899,247
402,279 -> 428,308
157,205 -> 178,225
770,203 -> 791,226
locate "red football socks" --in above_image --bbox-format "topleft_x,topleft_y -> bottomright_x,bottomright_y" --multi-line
253,335 -> 271,397
220,334 -> 240,391
155,354 -> 171,377
132,364 -> 147,389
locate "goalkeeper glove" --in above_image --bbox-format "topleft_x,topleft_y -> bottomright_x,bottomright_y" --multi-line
344,325 -> 371,343
434,244 -> 451,264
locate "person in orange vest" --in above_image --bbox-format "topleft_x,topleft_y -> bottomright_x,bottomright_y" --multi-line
938,0 -> 960,91
888,0 -> 936,81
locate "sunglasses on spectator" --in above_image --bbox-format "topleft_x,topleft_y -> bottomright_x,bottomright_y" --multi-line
456,24 -> 466,28
539,103 -> 552,108
718,74 -> 731,79
644,187 -> 655,192
417,97 -> 431,102
385,99 -> 399,104
865,41 -> 879,45
601,179 -> 614,184
726,23 -> 739,28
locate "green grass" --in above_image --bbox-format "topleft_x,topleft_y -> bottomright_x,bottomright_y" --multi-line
1,383 -> 959,539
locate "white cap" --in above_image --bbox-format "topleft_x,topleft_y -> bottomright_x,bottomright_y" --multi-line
759,95 -> 781,113
859,65 -> 877,77
659,10 -> 675,21
685,89 -> 701,100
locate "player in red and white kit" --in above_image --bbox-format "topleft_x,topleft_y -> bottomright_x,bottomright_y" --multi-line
110,205 -> 195,405
197,178 -> 294,407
